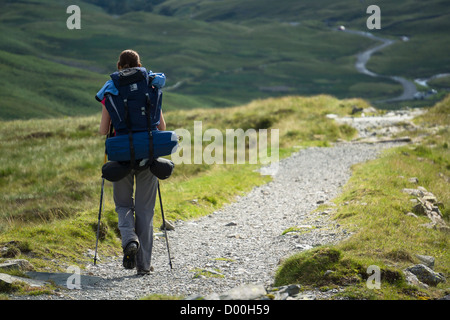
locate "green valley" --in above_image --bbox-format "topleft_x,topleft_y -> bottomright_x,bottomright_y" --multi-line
1,0 -> 449,119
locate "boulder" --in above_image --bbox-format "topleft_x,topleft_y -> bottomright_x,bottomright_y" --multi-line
0,259 -> 35,271
412,203 -> 427,215
0,273 -> 47,288
422,195 -> 437,203
408,177 -> 419,184
26,271 -> 103,288
403,270 -> 428,289
402,188 -> 424,197
415,255 -> 435,270
219,284 -> 267,300
351,107 -> 363,115
404,188 -> 447,229
268,284 -> 302,300
405,264 -> 446,287
160,220 -> 175,231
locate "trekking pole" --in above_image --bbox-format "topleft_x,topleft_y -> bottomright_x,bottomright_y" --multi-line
94,125 -> 113,266
158,180 -> 173,270
93,173 -> 105,266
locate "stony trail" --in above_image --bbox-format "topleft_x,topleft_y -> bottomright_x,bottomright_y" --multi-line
52,143 -> 399,300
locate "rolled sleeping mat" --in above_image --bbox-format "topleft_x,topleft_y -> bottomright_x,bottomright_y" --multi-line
105,130 -> 178,162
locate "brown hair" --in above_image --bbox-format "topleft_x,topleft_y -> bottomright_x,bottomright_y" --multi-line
117,49 -> 142,69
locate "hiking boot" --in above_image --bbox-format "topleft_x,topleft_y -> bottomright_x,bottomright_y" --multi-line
123,241 -> 138,269
137,266 -> 154,276
136,269 -> 150,276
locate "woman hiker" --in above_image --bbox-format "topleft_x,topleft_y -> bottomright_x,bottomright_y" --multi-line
97,49 -> 166,275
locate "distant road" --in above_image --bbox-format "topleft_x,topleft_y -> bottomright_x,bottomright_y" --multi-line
342,29 -> 418,102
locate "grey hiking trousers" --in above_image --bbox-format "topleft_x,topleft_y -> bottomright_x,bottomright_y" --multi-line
113,168 -> 158,272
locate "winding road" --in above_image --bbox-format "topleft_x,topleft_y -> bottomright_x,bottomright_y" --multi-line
343,29 -> 418,102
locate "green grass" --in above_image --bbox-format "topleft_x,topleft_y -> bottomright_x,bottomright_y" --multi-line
427,75 -> 450,89
275,94 -> 450,300
140,293 -> 184,300
191,268 -> 224,279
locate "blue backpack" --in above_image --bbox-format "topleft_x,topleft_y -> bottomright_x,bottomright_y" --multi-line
100,67 -> 178,165
106,67 -> 161,134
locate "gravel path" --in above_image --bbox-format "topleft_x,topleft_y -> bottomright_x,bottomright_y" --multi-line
45,141 -> 400,300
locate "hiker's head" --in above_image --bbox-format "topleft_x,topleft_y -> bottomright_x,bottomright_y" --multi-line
117,49 -> 142,70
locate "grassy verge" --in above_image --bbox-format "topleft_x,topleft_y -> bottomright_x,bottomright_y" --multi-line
275,95 -> 450,300
0,94 -> 360,273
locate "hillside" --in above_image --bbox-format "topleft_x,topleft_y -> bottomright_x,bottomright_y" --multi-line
1,0 -> 449,119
